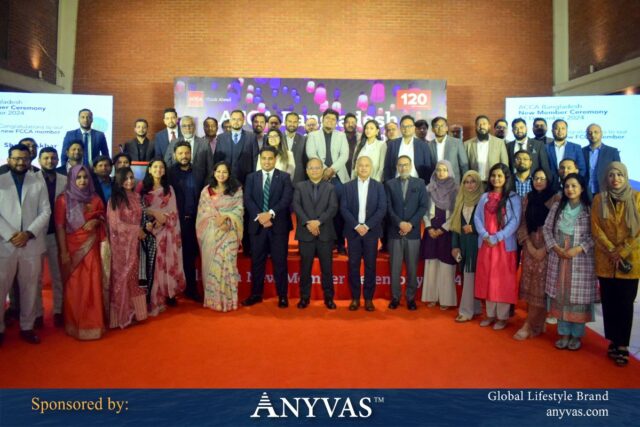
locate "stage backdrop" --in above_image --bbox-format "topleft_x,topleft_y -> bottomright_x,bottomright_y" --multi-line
0,93 -> 113,168
173,77 -> 446,135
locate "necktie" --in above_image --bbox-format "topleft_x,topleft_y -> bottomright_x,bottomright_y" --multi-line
83,132 -> 89,164
170,131 -> 176,142
518,142 -> 524,152
233,133 -> 240,145
263,172 -> 271,212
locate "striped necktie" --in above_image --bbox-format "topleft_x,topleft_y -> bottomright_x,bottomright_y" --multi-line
263,172 -> 271,212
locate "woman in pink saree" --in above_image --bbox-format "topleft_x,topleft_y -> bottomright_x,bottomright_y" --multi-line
107,167 -> 148,328
196,161 -> 244,312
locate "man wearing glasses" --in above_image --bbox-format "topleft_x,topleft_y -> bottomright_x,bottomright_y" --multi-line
427,116 -> 469,184
383,115 -> 433,183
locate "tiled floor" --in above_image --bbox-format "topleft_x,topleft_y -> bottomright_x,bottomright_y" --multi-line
588,299 -> 640,359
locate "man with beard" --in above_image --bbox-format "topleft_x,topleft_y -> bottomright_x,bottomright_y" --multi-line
203,117 -> 219,155
513,150 -> 533,197
112,152 -> 132,170
56,141 -> 84,175
252,113 -> 268,150
123,119 -> 155,161
61,109 -> 109,166
214,110 -> 258,186
427,116 -> 469,183
0,144 -> 51,345
221,119 -> 231,133
464,115 -> 509,184
165,116 -> 213,179
0,138 -> 39,175
493,118 -> 508,140
384,122 -> 400,141
384,115 -> 433,183
582,123 -> 620,199
284,112 -> 307,184
532,117 -> 554,145
506,118 -> 551,179
91,155 -> 113,204
546,119 -> 586,191
343,113 -> 360,174
154,107 -> 182,159
267,114 -> 282,131
304,117 -> 318,135
415,119 -> 429,142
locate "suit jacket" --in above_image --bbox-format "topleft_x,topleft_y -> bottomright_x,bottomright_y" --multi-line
292,180 -> 337,242
340,178 -> 387,239
167,164 -> 208,219
153,128 -> 182,160
384,177 -> 428,240
305,129 -> 350,183
0,171 -> 51,257
383,137 -> 433,183
92,174 -> 113,205
164,136 -> 214,179
38,170 -> 67,234
546,140 -> 587,190
243,169 -> 293,235
506,138 -> 552,179
287,133 -> 308,184
582,143 -> 621,197
123,138 -> 156,162
427,136 -> 469,183
213,130 -> 258,185
62,128 -> 110,165
464,135 -> 509,181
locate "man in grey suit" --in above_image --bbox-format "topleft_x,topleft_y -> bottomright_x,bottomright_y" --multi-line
385,156 -> 428,311
292,158 -> 338,309
153,107 -> 182,159
506,118 -> 552,179
427,116 -> 469,183
284,112 -> 307,184
464,115 -> 509,184
582,123 -> 621,199
164,116 -> 213,179
0,144 -> 51,345
305,108 -> 349,254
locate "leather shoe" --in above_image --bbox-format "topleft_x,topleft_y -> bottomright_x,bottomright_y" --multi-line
53,313 -> 64,328
388,299 -> 400,309
20,330 -> 41,345
0,332 -> 4,347
297,298 -> 309,309
407,300 -> 417,311
278,296 -> 289,308
364,299 -> 375,312
349,299 -> 360,311
166,297 -> 178,307
242,295 -> 263,306
34,316 -> 44,330
324,299 -> 337,310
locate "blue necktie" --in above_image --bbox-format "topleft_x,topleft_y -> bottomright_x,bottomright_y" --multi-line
263,172 -> 271,212
233,133 -> 239,145
83,132 -> 89,164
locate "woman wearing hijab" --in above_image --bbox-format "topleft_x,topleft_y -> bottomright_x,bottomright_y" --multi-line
54,165 -> 106,340
107,167 -> 148,328
421,160 -> 459,309
451,170 -> 484,322
592,162 -> 640,367
514,168 -> 555,340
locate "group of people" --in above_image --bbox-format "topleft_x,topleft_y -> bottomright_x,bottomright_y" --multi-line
1,107 -> 637,369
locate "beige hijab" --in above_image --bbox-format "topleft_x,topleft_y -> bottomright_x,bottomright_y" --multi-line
600,161 -> 639,236
450,170 -> 484,234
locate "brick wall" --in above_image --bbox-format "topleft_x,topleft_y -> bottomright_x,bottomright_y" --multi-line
73,0 -> 553,148
569,0 -> 640,79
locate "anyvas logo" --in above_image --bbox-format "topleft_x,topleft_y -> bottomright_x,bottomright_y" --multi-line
250,392 -> 375,418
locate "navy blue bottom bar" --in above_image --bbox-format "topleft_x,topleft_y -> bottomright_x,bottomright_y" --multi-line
0,389 -> 637,426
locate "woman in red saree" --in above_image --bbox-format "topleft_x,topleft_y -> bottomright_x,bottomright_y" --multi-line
55,165 -> 106,340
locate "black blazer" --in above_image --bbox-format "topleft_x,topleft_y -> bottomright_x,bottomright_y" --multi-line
385,177 -> 428,240
581,143 -> 621,197
167,164 -> 207,217
214,130 -> 258,185
123,138 -> 156,162
506,138 -> 551,178
292,180 -> 337,242
383,137 -> 433,183
288,133 -> 308,184
243,169 -> 293,235
340,178 -> 387,239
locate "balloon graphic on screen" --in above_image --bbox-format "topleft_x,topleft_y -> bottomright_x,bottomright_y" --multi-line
332,101 -> 342,113
255,78 -> 268,84
357,93 -> 369,111
257,102 -> 266,113
246,93 -> 254,104
175,81 -> 186,93
334,87 -> 341,100
272,89 -> 279,97
314,85 -> 327,105
294,95 -> 301,104
371,81 -> 385,103
247,85 -> 254,93
270,78 -> 281,89
255,87 -> 262,96
306,81 -> 316,93
319,100 -> 329,112
282,86 -> 289,94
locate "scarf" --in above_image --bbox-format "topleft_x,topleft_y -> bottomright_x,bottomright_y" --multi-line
450,170 -> 483,234
600,161 -> 639,236
525,180 -> 555,234
64,165 -> 96,232
426,160 -> 458,211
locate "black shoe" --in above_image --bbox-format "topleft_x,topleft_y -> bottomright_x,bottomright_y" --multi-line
297,298 -> 309,309
0,332 -> 3,347
324,299 -> 337,310
388,298 -> 400,309
34,316 -> 44,330
20,330 -> 41,345
365,299 -> 375,312
407,300 -> 417,311
278,296 -> 289,308
242,295 -> 263,306
349,299 -> 359,311
166,297 -> 178,307
53,313 -> 64,328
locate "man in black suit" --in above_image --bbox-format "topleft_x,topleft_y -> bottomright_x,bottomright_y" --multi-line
164,116 -> 213,179
214,109 -> 258,186
284,112 -> 307,184
506,118 -> 551,179
154,107 -> 182,159
167,141 -> 207,302
340,156 -> 387,311
384,115 -> 433,183
385,156 -> 428,310
242,146 -> 293,308
123,118 -> 155,161
292,158 -> 338,309
252,113 -> 268,151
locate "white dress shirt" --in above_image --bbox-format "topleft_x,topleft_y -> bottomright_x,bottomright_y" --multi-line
397,138 -> 418,178
357,177 -> 370,226
476,138 -> 490,179
554,141 -> 566,168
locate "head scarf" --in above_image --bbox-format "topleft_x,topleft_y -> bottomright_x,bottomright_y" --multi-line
426,160 -> 458,211
65,165 -> 96,232
525,169 -> 556,233
450,170 -> 483,234
600,162 -> 639,236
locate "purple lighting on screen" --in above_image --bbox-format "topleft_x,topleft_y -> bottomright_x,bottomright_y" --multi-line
247,85 -> 254,93
306,81 -> 316,93
272,89 -> 279,97
246,93 -> 254,104
294,95 -> 301,104
282,86 -> 289,94
270,79 -> 281,89
314,85 -> 327,105
371,81 -> 385,103
319,100 -> 329,112
255,78 -> 268,84
332,101 -> 342,113
357,93 -> 369,111
257,102 -> 266,112
334,87 -> 341,100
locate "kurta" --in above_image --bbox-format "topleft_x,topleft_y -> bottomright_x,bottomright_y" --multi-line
452,205 -> 479,273
421,206 -> 456,264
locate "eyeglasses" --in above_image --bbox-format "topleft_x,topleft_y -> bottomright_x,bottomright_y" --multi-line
9,157 -> 29,163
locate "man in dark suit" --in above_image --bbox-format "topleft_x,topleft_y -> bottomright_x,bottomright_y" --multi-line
164,116 -> 213,179
213,109 -> 258,186
384,115 -> 433,183
55,140 -> 84,176
153,108 -> 182,160
532,117 -> 554,145
582,123 -> 621,199
242,146 -> 293,308
61,108 -> 110,166
284,112 -> 307,184
340,156 -> 387,311
506,118 -> 551,179
385,155 -> 428,310
292,158 -> 338,309
167,141 -> 208,302
427,116 -> 469,183
123,118 -> 155,162
546,119 -> 587,191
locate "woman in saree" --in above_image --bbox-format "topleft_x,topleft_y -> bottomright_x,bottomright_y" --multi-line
196,161 -> 244,312
55,165 -> 106,340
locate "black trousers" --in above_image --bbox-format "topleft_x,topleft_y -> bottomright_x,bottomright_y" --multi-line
347,235 -> 379,300
598,277 -> 639,347
299,240 -> 334,300
250,229 -> 289,297
331,177 -> 345,249
180,216 -> 199,298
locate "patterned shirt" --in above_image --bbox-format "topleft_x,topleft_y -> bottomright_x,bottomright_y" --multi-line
514,175 -> 533,197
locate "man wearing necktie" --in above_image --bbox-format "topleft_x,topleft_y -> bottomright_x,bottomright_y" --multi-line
153,107 -> 182,160
242,146 -> 293,308
61,108 -> 109,166
506,118 -> 551,179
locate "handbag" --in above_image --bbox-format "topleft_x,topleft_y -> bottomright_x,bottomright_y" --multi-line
618,258 -> 633,274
